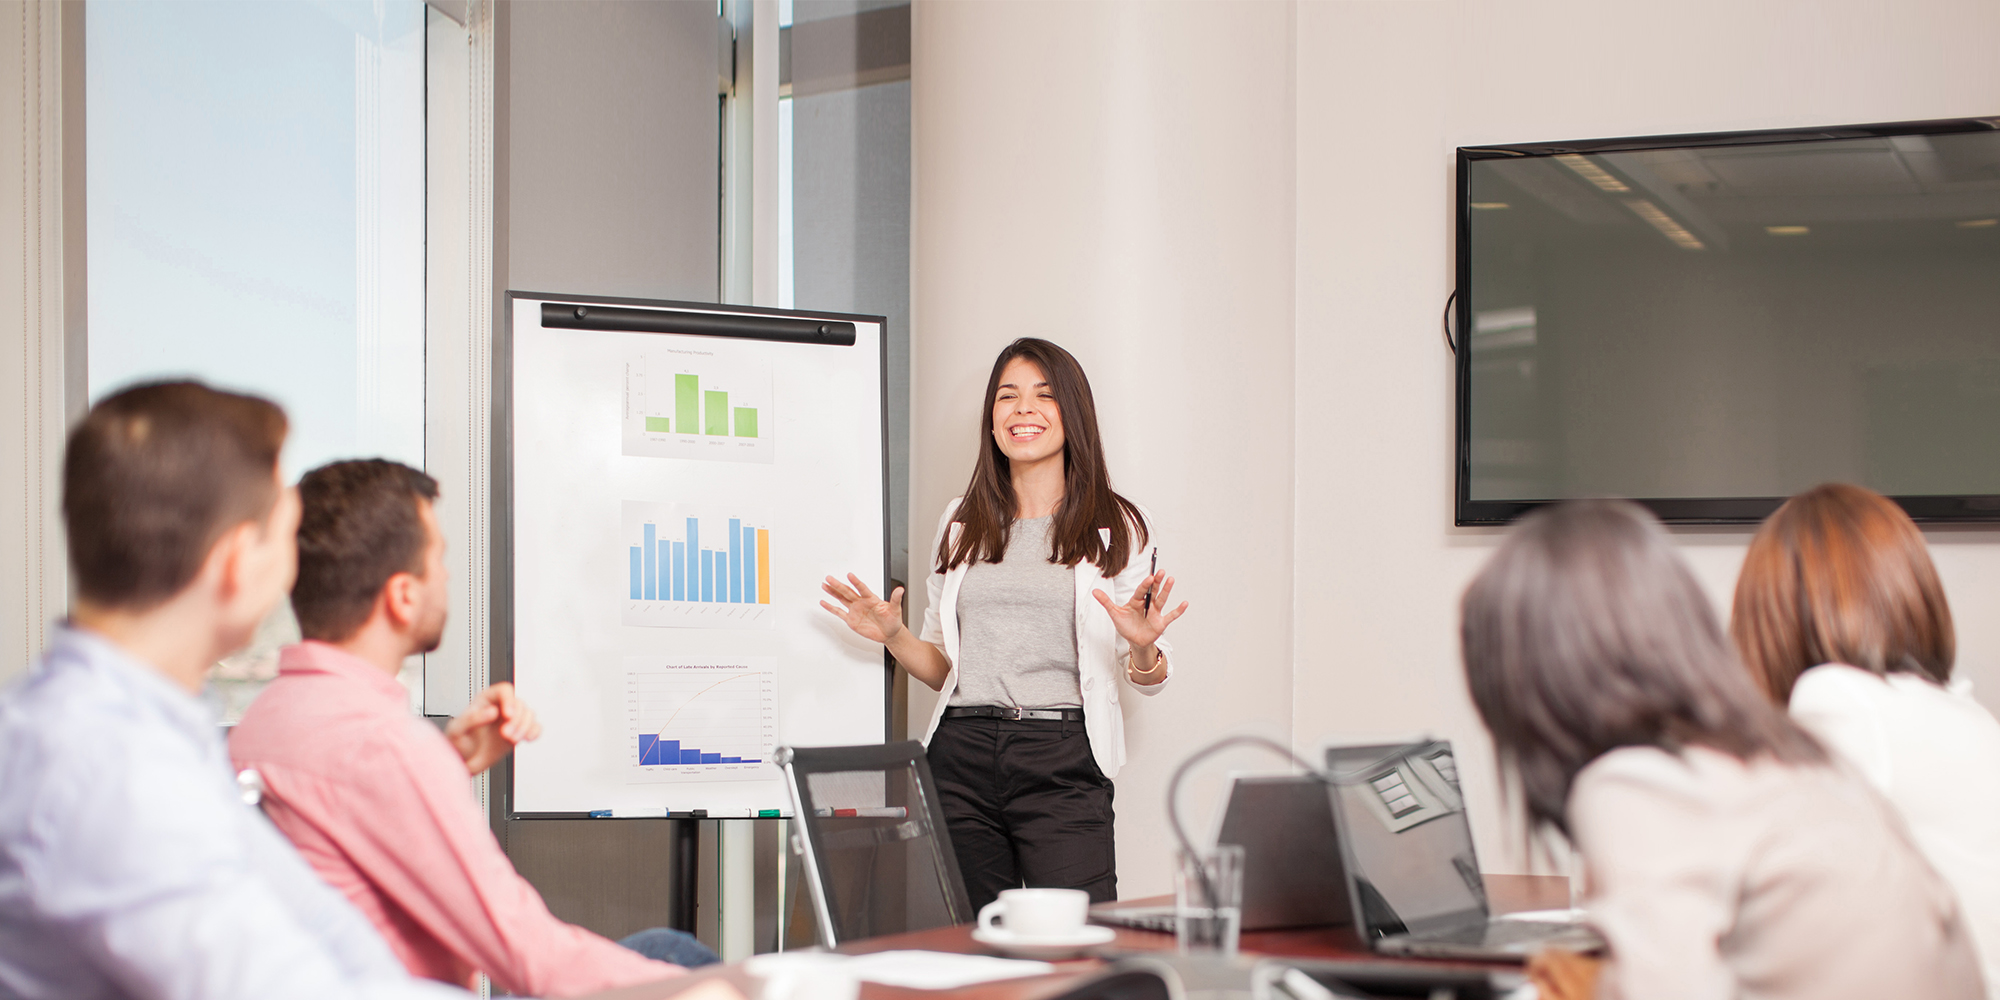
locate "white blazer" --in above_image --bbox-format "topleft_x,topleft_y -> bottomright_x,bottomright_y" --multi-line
1789,664 -> 2000,1000
917,497 -> 1172,778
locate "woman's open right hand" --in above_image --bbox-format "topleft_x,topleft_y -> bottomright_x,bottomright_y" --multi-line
820,573 -> 907,646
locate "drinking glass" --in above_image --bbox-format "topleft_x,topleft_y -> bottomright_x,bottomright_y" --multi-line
1175,843 -> 1244,956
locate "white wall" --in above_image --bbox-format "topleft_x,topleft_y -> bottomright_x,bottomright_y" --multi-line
1294,0 -> 2000,872
911,0 -> 1298,897
912,0 -> 2000,898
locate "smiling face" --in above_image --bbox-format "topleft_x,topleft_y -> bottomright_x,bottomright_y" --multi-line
990,357 -> 1066,468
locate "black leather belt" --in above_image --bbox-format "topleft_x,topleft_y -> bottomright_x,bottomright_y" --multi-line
942,706 -> 1085,722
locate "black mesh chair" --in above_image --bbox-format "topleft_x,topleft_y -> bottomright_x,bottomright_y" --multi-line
775,741 -> 973,946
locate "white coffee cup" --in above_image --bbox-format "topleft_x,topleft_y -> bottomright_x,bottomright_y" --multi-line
977,887 -> 1091,941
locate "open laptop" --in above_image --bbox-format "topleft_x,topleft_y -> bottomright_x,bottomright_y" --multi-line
1092,773 -> 1352,932
1323,740 -> 1601,962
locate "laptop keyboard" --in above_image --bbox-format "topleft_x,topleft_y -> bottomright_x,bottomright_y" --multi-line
1422,919 -> 1579,948
1092,906 -> 1177,933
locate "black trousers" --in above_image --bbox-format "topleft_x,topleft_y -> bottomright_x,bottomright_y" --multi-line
926,715 -> 1117,913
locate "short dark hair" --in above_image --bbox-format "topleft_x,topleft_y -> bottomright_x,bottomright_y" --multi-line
63,381 -> 288,610
1460,499 -> 1822,835
291,459 -> 440,643
1732,483 -> 1954,702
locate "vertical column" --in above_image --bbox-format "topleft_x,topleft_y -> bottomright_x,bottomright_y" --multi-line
659,540 -> 672,599
643,523 -> 657,600
756,528 -> 771,604
911,0 -> 1300,893
741,525 -> 758,606
702,549 -> 715,602
728,518 -> 743,602
705,389 -> 730,435
686,517 -> 700,599
676,373 -> 700,433
629,547 -> 643,599
672,541 -> 687,600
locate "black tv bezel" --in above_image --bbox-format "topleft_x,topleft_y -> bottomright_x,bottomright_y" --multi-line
1454,116 -> 2000,526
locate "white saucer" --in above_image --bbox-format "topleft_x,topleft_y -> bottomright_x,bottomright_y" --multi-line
971,923 -> 1117,958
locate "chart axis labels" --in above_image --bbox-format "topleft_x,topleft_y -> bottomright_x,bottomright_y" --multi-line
626,658 -> 778,784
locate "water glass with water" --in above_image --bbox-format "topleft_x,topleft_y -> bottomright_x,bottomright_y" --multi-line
1175,843 -> 1244,956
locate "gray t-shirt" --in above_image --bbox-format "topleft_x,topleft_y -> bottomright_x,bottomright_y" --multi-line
949,516 -> 1082,709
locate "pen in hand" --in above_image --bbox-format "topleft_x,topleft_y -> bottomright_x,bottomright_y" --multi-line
1143,547 -> 1158,614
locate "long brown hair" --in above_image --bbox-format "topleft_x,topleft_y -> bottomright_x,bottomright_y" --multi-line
938,338 -> 1146,575
1460,500 -> 1822,834
1731,483 -> 1954,703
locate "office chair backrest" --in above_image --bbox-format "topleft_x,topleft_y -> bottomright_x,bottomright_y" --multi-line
775,741 -> 973,946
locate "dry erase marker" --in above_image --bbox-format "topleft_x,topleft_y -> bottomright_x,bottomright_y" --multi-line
1143,547 -> 1158,613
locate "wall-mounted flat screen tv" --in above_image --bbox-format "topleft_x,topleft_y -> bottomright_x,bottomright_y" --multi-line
1456,118 -> 2000,525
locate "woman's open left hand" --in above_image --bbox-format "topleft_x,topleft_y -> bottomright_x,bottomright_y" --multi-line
1091,572 -> 1188,650
820,573 -> 907,647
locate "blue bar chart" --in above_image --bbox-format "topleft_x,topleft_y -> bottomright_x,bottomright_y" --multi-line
626,658 -> 777,783
622,501 -> 774,631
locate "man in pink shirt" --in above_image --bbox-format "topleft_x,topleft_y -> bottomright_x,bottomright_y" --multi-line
230,459 -> 716,997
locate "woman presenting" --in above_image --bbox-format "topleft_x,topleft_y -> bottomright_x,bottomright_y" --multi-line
821,337 -> 1188,910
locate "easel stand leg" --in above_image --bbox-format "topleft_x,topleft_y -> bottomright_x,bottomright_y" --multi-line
669,817 -> 699,931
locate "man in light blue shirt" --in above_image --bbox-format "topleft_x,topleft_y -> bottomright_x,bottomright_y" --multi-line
0,382 -> 468,1000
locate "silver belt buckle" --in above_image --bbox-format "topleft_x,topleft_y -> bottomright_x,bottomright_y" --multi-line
1005,707 -> 1025,721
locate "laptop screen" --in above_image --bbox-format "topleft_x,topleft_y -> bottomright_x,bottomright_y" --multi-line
1323,741 -> 1489,939
1214,775 -> 1352,930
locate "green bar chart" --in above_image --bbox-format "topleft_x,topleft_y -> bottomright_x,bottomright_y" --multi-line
623,351 -> 774,464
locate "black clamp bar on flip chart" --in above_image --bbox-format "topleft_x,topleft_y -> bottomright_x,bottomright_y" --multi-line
541,302 -> 858,347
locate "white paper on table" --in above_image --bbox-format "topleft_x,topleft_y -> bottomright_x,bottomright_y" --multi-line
843,951 -> 1057,989
745,950 -> 1056,990
1494,907 -> 1589,923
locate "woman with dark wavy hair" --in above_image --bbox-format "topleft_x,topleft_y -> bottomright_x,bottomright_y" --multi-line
1461,499 -> 1979,1000
1733,483 -> 2000,999
822,338 -> 1188,910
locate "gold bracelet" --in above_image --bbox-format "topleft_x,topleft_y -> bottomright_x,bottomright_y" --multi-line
1129,649 -> 1164,677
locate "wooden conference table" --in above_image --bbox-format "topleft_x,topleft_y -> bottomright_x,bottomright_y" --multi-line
587,874 -> 1570,1000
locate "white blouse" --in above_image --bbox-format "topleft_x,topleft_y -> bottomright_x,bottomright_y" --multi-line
1790,664 -> 2000,1000
1568,744 -> 1983,1000
917,498 -> 1173,779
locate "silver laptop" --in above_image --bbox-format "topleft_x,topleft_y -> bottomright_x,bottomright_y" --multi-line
1093,773 -> 1353,932
1323,740 -> 1601,962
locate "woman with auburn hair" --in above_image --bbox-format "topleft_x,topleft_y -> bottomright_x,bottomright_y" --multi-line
821,338 -> 1187,911
1732,483 -> 2000,999
1462,500 -> 1980,1000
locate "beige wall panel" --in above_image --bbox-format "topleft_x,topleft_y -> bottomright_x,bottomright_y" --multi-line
911,0 -> 1297,898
